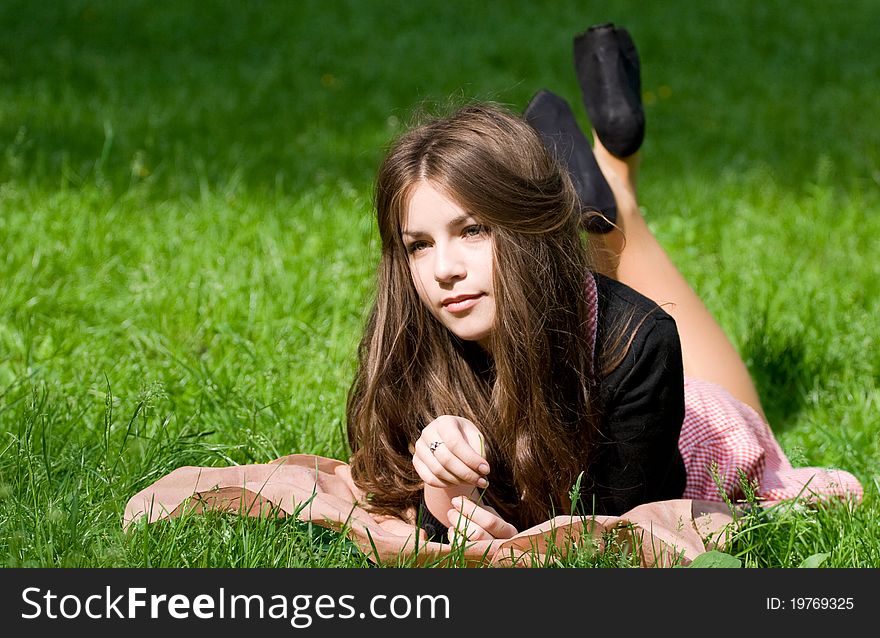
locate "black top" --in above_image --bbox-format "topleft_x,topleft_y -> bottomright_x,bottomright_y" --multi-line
587,273 -> 686,514
418,274 -> 687,541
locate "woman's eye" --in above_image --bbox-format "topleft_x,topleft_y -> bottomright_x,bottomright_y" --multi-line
407,241 -> 428,254
463,224 -> 487,237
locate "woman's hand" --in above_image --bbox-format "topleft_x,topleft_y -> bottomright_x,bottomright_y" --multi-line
413,415 -> 490,526
447,496 -> 518,542
413,415 -> 489,490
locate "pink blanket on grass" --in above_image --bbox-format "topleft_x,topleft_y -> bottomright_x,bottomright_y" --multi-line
124,454 -> 738,567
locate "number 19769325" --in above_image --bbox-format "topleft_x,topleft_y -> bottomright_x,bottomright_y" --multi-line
766,597 -> 854,611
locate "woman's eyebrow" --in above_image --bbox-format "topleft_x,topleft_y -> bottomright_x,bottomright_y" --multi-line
402,214 -> 473,238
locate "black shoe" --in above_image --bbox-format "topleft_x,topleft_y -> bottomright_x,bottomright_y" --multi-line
523,89 -> 617,234
573,22 -> 644,158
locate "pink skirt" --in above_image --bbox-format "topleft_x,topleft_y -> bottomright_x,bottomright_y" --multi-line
679,377 -> 863,505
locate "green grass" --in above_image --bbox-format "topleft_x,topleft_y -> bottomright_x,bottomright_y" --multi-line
1,0 -> 878,567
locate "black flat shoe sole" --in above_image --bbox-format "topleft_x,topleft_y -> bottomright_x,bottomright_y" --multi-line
523,89 -> 617,234
574,23 -> 644,158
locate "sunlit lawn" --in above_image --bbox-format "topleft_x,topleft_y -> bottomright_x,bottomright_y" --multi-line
1,0 -> 878,567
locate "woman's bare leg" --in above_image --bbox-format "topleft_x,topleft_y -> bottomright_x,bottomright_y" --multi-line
588,135 -> 767,420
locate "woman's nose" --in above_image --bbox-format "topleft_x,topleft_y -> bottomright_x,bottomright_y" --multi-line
433,242 -> 466,282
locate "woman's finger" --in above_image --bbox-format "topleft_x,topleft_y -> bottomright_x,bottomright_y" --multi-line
413,439 -> 465,485
446,510 -> 490,543
451,496 -> 517,539
412,453 -> 460,489
434,417 -> 490,476
414,437 -> 485,487
423,439 -> 488,487
414,439 -> 459,484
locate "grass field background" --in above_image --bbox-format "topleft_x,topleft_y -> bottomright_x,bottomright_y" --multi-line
1,0 -> 878,567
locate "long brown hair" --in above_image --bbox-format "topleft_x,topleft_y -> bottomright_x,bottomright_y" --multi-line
346,102 -> 612,530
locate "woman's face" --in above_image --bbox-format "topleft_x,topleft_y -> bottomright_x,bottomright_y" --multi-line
402,181 -> 496,350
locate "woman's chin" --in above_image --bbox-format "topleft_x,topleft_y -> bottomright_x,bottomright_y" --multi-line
448,327 -> 493,347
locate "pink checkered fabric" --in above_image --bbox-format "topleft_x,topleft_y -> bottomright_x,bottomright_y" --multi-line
680,378 -> 863,505
586,273 -> 863,506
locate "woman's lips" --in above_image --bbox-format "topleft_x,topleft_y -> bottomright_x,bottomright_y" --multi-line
443,294 -> 483,313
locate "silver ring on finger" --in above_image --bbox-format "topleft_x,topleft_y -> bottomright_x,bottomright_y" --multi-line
429,440 -> 444,454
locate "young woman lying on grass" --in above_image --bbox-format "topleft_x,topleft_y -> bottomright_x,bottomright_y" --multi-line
344,23 -> 863,544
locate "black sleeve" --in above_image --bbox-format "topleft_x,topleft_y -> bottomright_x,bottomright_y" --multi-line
417,494 -> 449,543
588,313 -> 687,516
